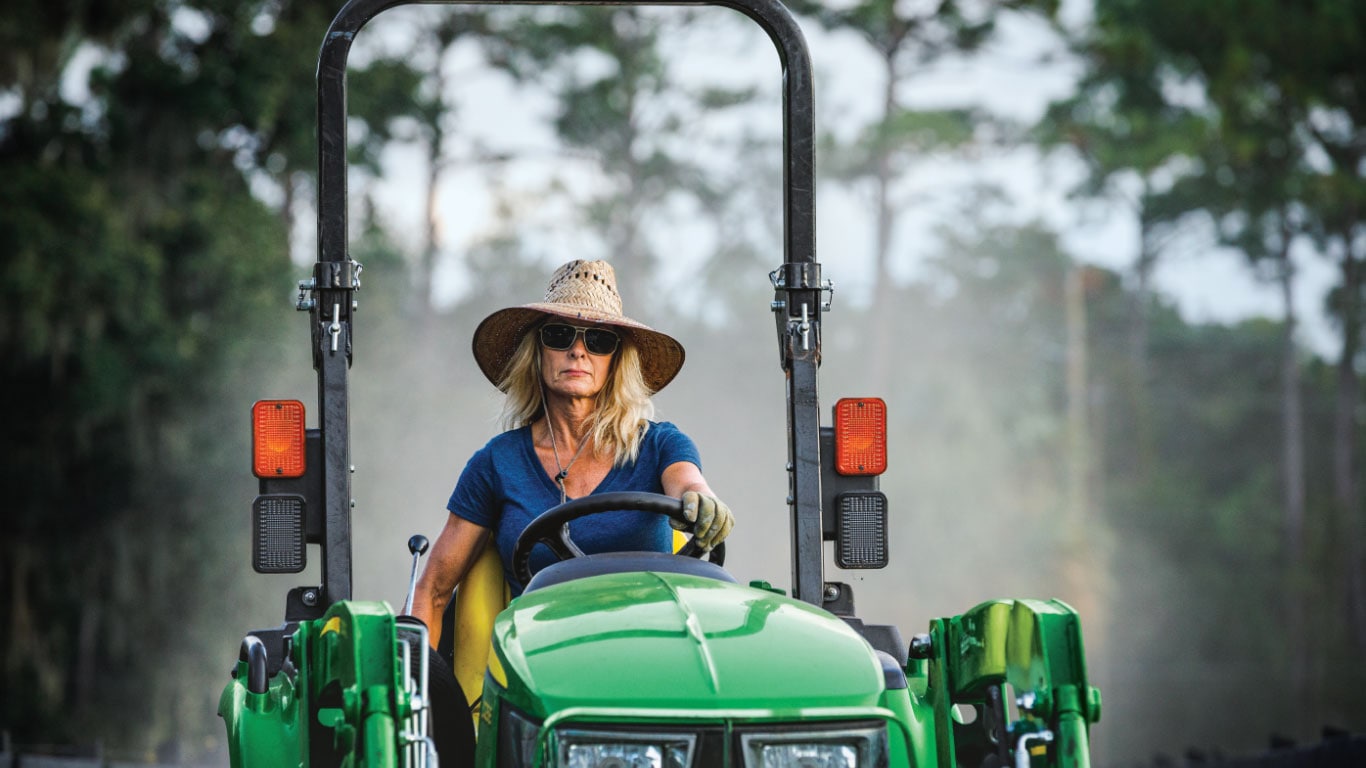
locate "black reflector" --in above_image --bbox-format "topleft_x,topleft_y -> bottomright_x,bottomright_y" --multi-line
836,491 -> 888,569
253,494 -> 306,573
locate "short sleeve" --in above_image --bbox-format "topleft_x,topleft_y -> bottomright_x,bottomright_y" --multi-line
649,421 -> 702,473
446,446 -> 499,527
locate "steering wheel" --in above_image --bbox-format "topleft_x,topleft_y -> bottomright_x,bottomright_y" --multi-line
511,491 -> 726,586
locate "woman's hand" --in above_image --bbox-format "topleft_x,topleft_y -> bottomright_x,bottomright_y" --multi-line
661,462 -> 732,552
675,491 -> 734,552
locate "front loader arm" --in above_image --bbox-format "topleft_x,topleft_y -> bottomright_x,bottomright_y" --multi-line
221,601 -> 424,768
922,599 -> 1101,768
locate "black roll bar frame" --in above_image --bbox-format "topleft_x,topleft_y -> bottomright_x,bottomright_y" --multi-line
307,0 -> 826,606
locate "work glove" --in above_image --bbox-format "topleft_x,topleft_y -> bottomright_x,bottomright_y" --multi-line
674,491 -> 734,552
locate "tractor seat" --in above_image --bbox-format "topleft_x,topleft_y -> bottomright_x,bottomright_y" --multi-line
523,550 -> 736,593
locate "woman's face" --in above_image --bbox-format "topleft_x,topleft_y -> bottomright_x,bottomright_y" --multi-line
539,322 -> 617,401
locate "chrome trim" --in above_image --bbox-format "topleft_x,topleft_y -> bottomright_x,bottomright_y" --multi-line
396,622 -> 432,768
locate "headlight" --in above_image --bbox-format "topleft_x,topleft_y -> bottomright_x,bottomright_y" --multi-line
739,724 -> 887,768
554,728 -> 696,768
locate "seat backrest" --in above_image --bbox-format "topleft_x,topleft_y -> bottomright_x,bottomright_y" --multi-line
451,543 -> 509,731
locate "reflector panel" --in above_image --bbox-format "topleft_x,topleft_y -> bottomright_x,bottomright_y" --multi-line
836,491 -> 888,569
253,494 -> 306,573
253,400 -> 306,478
834,398 -> 887,476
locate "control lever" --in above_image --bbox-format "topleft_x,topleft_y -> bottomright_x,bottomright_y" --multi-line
1015,730 -> 1053,768
400,534 -> 430,617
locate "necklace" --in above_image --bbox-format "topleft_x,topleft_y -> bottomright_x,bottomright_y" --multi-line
547,420 -> 593,505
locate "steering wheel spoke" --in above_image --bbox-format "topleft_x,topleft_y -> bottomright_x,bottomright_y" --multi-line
547,522 -> 587,560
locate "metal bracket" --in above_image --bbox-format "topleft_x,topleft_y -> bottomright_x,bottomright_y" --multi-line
769,264 -> 834,313
297,260 -> 362,312
314,259 -> 364,291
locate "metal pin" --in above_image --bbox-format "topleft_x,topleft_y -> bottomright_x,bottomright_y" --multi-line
329,303 -> 341,352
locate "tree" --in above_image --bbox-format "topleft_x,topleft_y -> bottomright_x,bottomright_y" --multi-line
0,0 -> 423,750
792,0 -> 1058,392
1055,0 -> 1366,727
476,6 -> 757,315
1038,4 -> 1216,488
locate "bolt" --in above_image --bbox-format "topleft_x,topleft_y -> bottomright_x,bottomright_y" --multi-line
823,584 -> 840,601
302,589 -> 318,607
1018,691 -> 1038,711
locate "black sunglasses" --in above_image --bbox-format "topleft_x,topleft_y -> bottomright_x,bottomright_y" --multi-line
539,323 -> 620,356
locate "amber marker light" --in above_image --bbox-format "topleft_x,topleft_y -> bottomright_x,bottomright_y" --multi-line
833,397 -> 887,476
252,400 -> 306,478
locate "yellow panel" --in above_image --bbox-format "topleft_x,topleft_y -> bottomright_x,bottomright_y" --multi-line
453,544 -> 508,734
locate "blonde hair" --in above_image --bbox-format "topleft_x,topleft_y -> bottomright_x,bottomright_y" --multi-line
497,325 -> 656,465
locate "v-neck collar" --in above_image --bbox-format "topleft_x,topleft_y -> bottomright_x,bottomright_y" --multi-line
520,425 -> 616,501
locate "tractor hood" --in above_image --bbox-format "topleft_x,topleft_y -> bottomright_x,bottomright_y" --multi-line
491,571 -> 886,716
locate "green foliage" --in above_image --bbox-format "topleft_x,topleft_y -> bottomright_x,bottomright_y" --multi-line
0,0 -> 423,754
1044,5 -> 1366,746
822,107 -> 980,181
473,6 -> 757,310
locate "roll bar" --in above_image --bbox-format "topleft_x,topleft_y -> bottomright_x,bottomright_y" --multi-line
306,0 -> 826,605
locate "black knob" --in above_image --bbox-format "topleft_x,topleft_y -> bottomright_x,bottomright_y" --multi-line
408,534 -> 430,556
908,633 -> 933,659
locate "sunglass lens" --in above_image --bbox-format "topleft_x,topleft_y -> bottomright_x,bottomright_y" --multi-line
584,328 -> 619,355
540,324 -> 576,350
540,323 -> 618,354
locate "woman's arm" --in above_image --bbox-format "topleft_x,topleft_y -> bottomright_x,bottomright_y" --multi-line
661,460 -> 713,498
412,514 -> 490,649
661,461 -> 733,550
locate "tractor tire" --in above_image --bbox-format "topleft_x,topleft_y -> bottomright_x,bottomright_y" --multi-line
428,647 -> 477,767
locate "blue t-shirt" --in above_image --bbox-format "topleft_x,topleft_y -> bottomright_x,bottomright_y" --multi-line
447,420 -> 701,594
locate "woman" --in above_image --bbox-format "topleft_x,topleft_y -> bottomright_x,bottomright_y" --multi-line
412,258 -> 733,642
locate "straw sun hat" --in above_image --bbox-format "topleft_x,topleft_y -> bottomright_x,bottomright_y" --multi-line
472,259 -> 686,393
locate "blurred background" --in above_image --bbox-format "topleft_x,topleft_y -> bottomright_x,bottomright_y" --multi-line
3,0 -> 1364,764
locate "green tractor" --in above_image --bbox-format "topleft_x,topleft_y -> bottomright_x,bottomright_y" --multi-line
219,0 -> 1102,765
